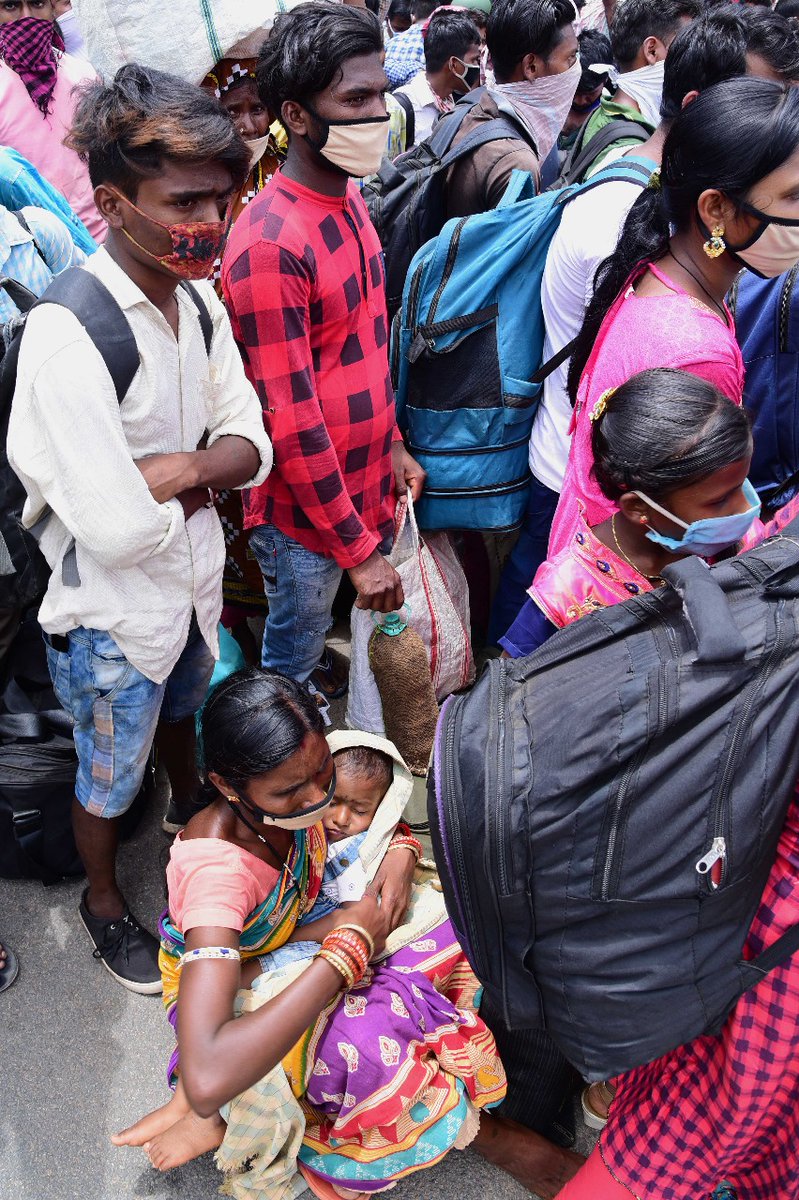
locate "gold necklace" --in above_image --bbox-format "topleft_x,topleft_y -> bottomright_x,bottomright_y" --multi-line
611,514 -> 663,584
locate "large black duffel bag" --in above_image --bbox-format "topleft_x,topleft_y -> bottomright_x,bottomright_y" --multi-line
429,533 -> 799,1081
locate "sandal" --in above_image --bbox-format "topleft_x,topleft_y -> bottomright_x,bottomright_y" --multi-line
581,1081 -> 615,1130
0,941 -> 19,992
309,647 -> 350,700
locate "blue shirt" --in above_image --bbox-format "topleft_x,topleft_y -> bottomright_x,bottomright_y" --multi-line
384,24 -> 425,89
0,203 -> 85,321
0,145 -> 97,257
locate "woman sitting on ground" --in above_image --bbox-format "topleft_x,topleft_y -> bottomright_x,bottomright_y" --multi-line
113,671 -> 578,1199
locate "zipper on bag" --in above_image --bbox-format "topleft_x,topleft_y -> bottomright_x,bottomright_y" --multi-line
695,837 -> 727,890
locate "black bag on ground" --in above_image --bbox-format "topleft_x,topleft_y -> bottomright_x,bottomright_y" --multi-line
0,618 -> 156,883
361,89 -> 520,317
429,528 -> 799,1081
0,620 -> 81,883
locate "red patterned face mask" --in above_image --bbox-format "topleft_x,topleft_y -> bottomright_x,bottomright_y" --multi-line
111,189 -> 229,281
0,16 -> 65,115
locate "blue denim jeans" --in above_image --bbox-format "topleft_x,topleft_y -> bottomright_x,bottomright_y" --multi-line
44,620 -> 214,818
487,473 -> 561,646
249,524 -> 342,683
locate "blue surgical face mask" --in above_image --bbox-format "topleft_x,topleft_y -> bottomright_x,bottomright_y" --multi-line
635,478 -> 761,558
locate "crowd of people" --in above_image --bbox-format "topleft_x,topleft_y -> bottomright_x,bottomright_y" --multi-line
2,0 -> 799,1197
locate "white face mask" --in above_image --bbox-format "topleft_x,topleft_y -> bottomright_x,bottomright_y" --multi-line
245,133 -> 273,171
615,58 -> 665,127
304,104 -> 390,179
728,198 -> 799,279
494,59 -> 581,165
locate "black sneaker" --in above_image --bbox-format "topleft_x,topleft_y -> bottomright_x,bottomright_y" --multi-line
79,890 -> 162,995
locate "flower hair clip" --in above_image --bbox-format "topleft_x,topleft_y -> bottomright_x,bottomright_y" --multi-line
647,167 -> 662,192
589,387 -> 616,423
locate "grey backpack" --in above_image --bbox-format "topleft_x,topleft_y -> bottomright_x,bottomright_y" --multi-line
429,531 -> 799,1080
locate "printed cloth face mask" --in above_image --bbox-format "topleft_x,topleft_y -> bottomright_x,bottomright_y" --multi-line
304,103 -> 390,178
493,59 -> 581,165
636,478 -> 761,558
111,188 -> 228,281
237,769 -> 337,830
726,197 -> 799,279
614,58 -> 665,127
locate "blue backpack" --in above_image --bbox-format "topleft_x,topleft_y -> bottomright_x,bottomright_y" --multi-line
391,156 -> 655,531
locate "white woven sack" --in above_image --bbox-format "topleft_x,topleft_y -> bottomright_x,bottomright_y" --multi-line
73,0 -> 306,83
347,493 -> 475,734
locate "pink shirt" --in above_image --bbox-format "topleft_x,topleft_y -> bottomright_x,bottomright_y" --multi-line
0,51 -> 106,243
167,834 -> 281,933
548,262 -> 745,558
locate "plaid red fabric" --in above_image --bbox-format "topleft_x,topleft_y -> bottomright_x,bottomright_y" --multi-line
597,795 -> 799,1200
0,16 -> 64,115
222,171 -> 398,570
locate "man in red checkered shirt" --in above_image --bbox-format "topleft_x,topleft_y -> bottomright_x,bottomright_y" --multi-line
222,2 -> 425,692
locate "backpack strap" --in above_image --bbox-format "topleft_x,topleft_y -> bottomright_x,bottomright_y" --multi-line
556,117 -> 652,189
393,90 -> 416,151
180,281 -> 213,356
12,208 -> 49,269
438,115 -> 526,173
530,156 -> 655,385
35,268 -> 140,402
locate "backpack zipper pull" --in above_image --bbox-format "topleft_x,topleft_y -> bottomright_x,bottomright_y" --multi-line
696,836 -> 726,888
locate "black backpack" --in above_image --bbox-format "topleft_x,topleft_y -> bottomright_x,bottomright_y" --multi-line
0,267 -> 213,608
429,535 -> 799,1081
0,616 -> 155,883
361,89 -> 522,316
550,113 -> 651,190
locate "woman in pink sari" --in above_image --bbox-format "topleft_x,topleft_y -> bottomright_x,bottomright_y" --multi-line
547,76 -> 799,561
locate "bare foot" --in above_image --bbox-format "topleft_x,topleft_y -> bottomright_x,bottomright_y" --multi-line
473,1113 -> 585,1199
111,1091 -> 189,1147
144,1110 -> 226,1171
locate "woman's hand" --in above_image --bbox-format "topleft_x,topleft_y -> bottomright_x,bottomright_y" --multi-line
338,893 -> 391,959
368,846 -> 415,934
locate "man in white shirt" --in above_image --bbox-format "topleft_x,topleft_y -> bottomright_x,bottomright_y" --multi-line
394,9 -> 482,146
8,64 -> 272,993
490,4 -> 799,644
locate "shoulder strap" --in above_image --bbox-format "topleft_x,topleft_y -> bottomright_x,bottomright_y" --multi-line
531,337 -> 577,385
394,91 -> 416,151
180,281 -> 213,357
439,115 -> 524,172
34,268 -> 139,404
559,117 -> 651,188
12,208 -> 48,269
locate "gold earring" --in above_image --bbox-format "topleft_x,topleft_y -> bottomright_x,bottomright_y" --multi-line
227,794 -> 239,803
703,225 -> 726,259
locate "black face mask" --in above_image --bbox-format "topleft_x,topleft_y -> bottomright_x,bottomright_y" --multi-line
452,58 -> 481,93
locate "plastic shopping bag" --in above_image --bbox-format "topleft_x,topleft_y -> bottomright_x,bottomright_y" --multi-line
347,494 -> 474,734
